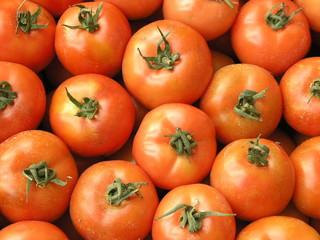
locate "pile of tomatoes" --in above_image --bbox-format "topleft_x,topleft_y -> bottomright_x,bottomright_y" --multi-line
1,0 -> 320,239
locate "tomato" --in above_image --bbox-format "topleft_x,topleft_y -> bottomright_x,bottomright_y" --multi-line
122,19 -> 213,109
280,57 -> 320,136
0,61 -> 46,143
200,63 -> 282,145
0,220 -> 69,240
133,103 -> 217,190
70,160 -> 159,240
278,201 -> 310,224
211,49 -> 235,73
0,130 -> 78,222
163,0 -> 239,41
31,0 -> 85,17
267,127 -> 296,156
231,0 -> 311,76
55,1 -> 131,77
0,0 -> 56,73
290,136 -> 320,219
210,136 -> 295,221
236,216 -> 320,239
294,0 -> 320,32
152,183 -> 236,240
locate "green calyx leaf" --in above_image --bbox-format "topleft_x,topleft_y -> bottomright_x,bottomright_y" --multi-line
265,2 -> 302,31
234,87 -> 269,121
0,81 -> 17,111
214,0 -> 238,13
308,79 -> 320,104
62,2 -> 103,32
23,161 -> 71,202
16,0 -> 49,34
137,26 -> 180,70
155,200 -> 236,233
243,135 -> 270,167
106,178 -> 149,206
65,88 -> 99,120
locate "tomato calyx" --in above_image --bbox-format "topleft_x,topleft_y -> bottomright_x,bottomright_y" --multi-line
155,200 -> 236,233
16,0 -> 49,34
106,178 -> 149,206
265,2 -> 302,31
137,26 -> 180,70
0,81 -> 17,111
213,0 -> 238,13
62,2 -> 103,33
65,88 -> 99,120
23,161 -> 72,202
308,79 -> 320,104
234,87 -> 269,121
243,135 -> 270,167
164,127 -> 197,161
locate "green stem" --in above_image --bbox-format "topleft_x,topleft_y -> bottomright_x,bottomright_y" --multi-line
0,81 -> 17,110
243,135 -> 270,167
308,79 -> 320,104
214,0 -> 238,13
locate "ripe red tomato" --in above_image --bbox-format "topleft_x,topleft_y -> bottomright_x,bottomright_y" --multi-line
133,103 -> 217,190
267,127 -> 296,156
55,1 -> 131,77
231,0 -> 311,76
122,19 -> 213,109
0,130 -> 78,222
294,0 -> 320,32
70,160 -> 159,240
31,0 -> 85,17
49,74 -> 135,157
210,137 -> 295,221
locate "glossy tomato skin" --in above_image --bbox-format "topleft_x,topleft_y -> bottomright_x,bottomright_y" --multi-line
200,64 -> 282,145
55,1 -> 131,77
70,160 -> 159,240
231,0 -> 311,76
0,61 -> 46,143
49,74 -> 135,157
294,0 -> 320,32
280,57 -> 320,136
0,0 -> 56,73
0,220 -> 69,240
0,130 -> 78,223
31,0 -> 85,17
133,103 -> 217,190
152,183 -> 236,240
210,138 -> 295,221
122,19 -> 213,109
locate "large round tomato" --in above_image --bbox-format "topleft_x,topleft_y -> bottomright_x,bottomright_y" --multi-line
122,19 -> 213,109
70,160 -> 159,240
200,63 -> 282,145
231,0 -> 311,76
55,1 -> 131,77
31,0 -> 85,17
210,137 -> 295,221
0,130 -> 78,222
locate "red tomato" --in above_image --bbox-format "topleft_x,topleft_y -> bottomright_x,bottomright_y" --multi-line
0,61 -> 46,143
133,103 -> 217,190
55,1 -> 131,77
70,160 -> 159,240
211,50 -> 235,73
152,183 -> 236,240
210,137 -> 295,221
31,0 -> 85,17
0,130 -> 78,222
122,19 -> 213,109
200,63 -> 282,145
280,57 -> 320,136
278,201 -> 310,224
267,127 -> 296,156
231,0 -> 311,76
49,74 -> 135,157
0,0 -> 56,73
294,0 -> 320,32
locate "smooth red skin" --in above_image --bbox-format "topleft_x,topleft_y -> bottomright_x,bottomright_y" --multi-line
0,62 -> 46,143
199,63 -> 283,145
210,138 -> 295,221
70,160 -> 159,240
290,136 -> 320,219
122,19 -> 213,109
294,0 -> 320,32
95,0 -> 163,20
280,57 -> 320,136
31,0 -> 85,17
0,0 -> 56,73
49,74 -> 135,157
0,130 -> 78,223
55,1 -> 131,77
0,221 -> 69,240
133,103 -> 217,190
231,0 -> 311,76
152,184 -> 236,240
163,0 -> 239,41
236,216 -> 320,240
